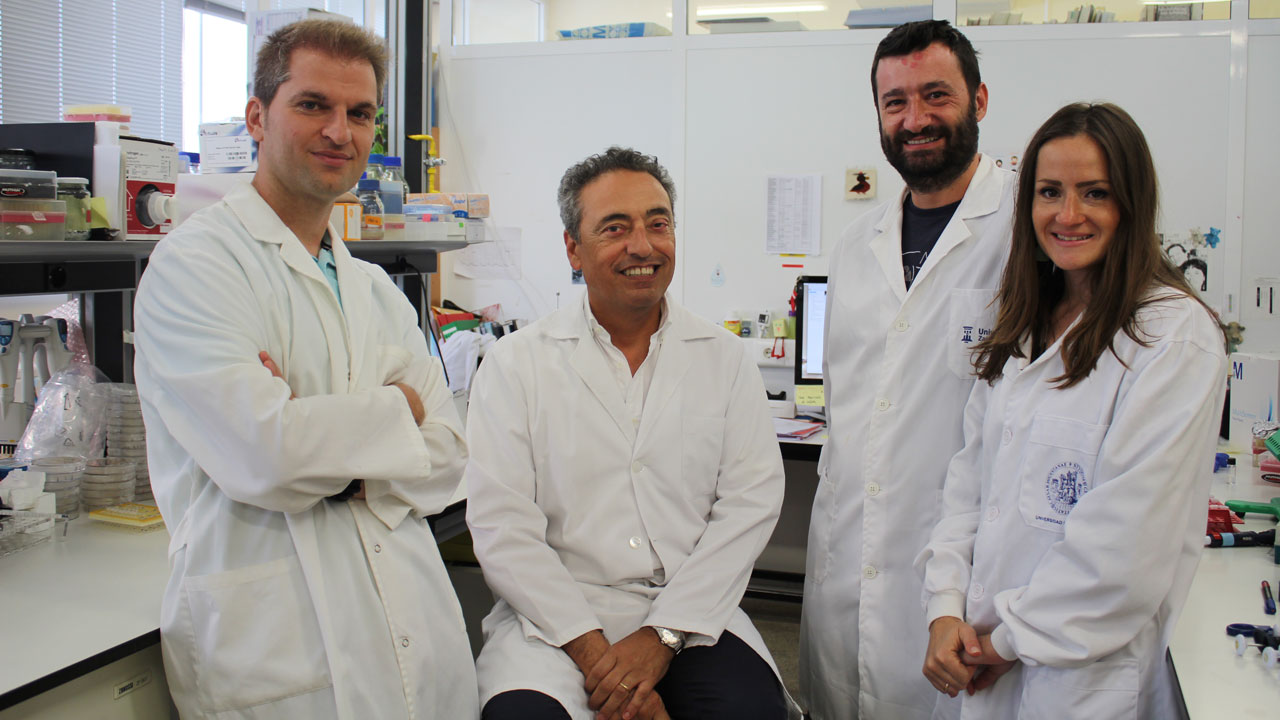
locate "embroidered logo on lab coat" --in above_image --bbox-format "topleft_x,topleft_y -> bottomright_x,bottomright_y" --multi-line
960,325 -> 990,344
1045,462 -> 1089,516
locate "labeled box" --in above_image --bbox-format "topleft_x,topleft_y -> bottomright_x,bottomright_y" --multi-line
1230,352 -> 1280,451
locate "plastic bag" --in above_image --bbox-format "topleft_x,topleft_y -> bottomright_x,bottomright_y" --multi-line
14,363 -> 111,463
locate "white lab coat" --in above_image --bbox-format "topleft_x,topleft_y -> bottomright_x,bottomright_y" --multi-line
918,292 -> 1226,720
133,183 -> 478,719
800,155 -> 1015,720
465,295 -> 790,718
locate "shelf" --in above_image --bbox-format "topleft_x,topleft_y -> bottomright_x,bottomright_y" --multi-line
0,239 -> 455,297
0,241 -> 157,263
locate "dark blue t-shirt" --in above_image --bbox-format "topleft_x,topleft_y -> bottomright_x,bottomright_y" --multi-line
901,194 -> 960,290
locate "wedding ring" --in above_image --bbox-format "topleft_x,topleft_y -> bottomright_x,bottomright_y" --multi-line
943,682 -> 950,692
618,682 -> 631,692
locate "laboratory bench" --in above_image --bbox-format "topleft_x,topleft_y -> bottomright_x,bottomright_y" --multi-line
0,516 -> 170,715
1171,462 -> 1280,718
0,492 -> 471,717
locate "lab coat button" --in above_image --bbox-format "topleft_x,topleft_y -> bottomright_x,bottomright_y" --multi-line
1001,427 -> 1013,445
875,398 -> 890,412
894,320 -> 909,332
971,583 -> 984,600
866,482 -> 881,496
631,461 -> 643,474
862,565 -> 878,580
986,506 -> 999,522
374,544 -> 382,553
629,536 -> 642,549
401,637 -> 410,648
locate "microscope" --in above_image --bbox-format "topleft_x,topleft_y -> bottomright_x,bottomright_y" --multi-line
0,315 -> 74,452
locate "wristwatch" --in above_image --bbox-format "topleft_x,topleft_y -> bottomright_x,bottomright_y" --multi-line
651,626 -> 686,655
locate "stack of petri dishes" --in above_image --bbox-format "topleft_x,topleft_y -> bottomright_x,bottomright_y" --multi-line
80,458 -> 136,510
31,457 -> 86,518
106,383 -> 151,503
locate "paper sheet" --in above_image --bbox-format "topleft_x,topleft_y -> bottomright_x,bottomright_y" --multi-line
773,416 -> 825,438
795,384 -> 825,408
453,227 -> 521,279
766,174 -> 822,255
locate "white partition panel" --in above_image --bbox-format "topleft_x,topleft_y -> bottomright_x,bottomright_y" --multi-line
438,49 -> 677,323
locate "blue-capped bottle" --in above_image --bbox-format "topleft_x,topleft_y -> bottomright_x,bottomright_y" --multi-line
356,178 -> 384,240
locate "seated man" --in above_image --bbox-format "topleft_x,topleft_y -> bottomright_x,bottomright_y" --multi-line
465,147 -> 791,720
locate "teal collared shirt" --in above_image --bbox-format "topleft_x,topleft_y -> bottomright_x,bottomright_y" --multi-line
314,234 -> 342,309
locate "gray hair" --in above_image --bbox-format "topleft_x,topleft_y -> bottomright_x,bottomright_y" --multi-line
557,147 -> 677,242
254,19 -> 388,109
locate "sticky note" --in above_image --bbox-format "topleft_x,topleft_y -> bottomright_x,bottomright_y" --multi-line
795,384 -> 825,407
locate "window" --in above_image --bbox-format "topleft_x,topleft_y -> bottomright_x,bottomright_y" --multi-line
0,0 -> 183,145
183,4 -> 249,152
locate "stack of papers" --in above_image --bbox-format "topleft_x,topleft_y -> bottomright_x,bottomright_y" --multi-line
774,417 -> 825,440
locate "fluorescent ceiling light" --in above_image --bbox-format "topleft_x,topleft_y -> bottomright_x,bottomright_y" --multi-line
696,4 -> 828,17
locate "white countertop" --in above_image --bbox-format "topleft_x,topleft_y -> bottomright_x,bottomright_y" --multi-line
0,489 -> 471,702
0,515 -> 169,698
1171,461 -> 1280,717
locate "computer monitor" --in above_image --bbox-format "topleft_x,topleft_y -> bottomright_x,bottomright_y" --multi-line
794,275 -> 828,387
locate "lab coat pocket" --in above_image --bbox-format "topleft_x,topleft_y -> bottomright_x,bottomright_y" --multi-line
681,414 -> 726,501
1018,415 -> 1109,534
1018,658 -> 1139,720
947,289 -> 998,379
183,555 -> 332,712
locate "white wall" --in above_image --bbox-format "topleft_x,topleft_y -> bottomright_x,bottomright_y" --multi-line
1242,32 -> 1280,349
438,46 -> 678,323
438,21 -> 1280,352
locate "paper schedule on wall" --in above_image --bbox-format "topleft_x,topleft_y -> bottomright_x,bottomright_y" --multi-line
765,174 -> 821,255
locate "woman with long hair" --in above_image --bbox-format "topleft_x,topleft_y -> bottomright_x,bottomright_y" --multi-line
916,102 -> 1226,719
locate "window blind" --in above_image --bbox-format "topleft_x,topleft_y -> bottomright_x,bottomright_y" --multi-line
0,0 -> 184,145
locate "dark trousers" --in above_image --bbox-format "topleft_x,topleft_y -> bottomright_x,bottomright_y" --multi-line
482,631 -> 787,720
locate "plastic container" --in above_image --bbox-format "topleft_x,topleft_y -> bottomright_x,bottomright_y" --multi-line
178,151 -> 200,174
365,153 -> 386,182
32,456 -> 86,519
382,156 -> 409,214
1,199 -> 67,241
56,177 -> 91,241
62,104 -> 131,123
0,169 -> 57,199
357,178 -> 384,240
81,458 -> 136,510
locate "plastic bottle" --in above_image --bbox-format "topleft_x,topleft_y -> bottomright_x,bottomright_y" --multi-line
383,156 -> 409,206
365,153 -> 387,182
356,178 -> 384,240
380,156 -> 406,216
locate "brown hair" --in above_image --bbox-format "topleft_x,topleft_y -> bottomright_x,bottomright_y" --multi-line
974,102 -> 1215,388
253,19 -> 387,109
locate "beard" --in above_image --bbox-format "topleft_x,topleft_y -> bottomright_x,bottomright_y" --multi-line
880,101 -> 980,195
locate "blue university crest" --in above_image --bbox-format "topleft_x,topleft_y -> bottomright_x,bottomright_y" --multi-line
1045,462 -> 1088,515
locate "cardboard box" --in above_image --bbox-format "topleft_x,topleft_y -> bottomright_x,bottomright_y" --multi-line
1229,352 -> 1280,451
330,202 -> 361,243
445,193 -> 468,215
199,122 -> 256,174
466,193 -> 490,218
